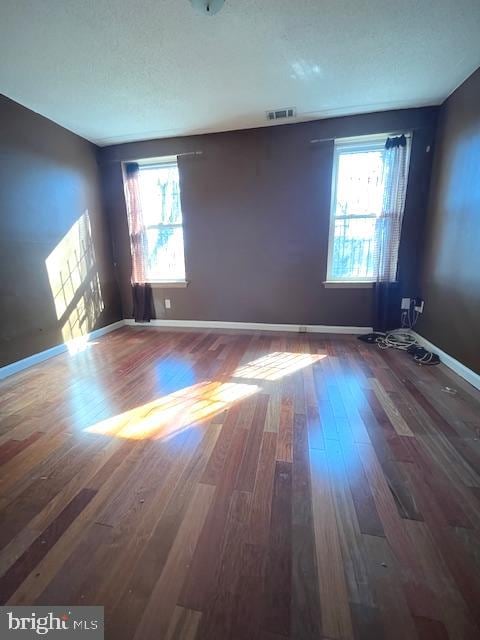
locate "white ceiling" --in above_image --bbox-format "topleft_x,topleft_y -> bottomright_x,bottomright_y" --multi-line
1,0 -> 480,146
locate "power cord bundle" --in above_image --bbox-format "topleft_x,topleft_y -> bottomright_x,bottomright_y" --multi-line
376,329 -> 417,350
358,300 -> 440,365
406,343 -> 440,365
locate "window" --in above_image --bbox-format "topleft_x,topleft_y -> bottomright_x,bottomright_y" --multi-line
326,135 -> 408,282
136,158 -> 186,283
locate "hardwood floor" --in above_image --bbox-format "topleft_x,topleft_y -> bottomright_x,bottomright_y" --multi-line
1,326 -> 479,639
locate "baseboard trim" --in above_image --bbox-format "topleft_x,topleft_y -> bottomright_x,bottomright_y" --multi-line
412,331 -> 480,391
124,318 -> 373,335
0,320 -> 125,381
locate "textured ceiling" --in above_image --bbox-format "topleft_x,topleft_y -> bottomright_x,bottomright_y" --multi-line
1,0 -> 479,146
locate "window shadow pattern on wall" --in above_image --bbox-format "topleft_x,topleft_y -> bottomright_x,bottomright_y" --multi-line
45,211 -> 104,346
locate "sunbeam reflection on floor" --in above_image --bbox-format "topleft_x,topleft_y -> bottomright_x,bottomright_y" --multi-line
84,380 -> 259,441
232,351 -> 324,381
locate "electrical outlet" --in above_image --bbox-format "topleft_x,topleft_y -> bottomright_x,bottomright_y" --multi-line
401,298 -> 411,310
414,300 -> 424,313
164,299 -> 171,310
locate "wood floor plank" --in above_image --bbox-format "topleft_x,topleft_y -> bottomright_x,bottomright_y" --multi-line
0,489 -> 96,604
362,533 -> 419,640
263,460 -> 292,637
324,438 -> 376,608
236,394 -> 270,492
309,448 -> 354,640
179,426 -> 248,611
130,483 -> 215,640
166,607 -> 202,640
401,461 -> 480,631
0,432 -> 43,466
1,327 -> 479,640
341,441 -> 385,538
276,399 -> 294,463
414,616 -> 450,640
196,490 -> 252,640
246,431 -> 277,547
404,519 -> 479,640
349,602 -> 385,640
370,378 -> 415,437
8,442 -> 149,605
291,413 -> 322,640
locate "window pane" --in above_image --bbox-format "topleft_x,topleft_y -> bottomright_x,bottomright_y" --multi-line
331,217 -> 376,279
335,150 -> 384,216
145,226 -> 186,281
139,165 -> 182,226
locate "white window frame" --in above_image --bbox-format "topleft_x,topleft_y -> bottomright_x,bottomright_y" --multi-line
135,156 -> 188,286
326,134 -> 390,284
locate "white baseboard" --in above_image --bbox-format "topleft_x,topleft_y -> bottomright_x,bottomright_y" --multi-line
124,318 -> 372,335
412,331 -> 480,391
0,320 -> 125,381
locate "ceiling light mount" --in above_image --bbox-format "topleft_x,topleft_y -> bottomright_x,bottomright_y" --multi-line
189,0 -> 225,16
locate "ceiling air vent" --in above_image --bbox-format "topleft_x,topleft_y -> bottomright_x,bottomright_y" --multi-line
266,107 -> 296,122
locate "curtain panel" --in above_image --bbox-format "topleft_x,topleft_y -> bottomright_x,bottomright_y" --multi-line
123,162 -> 155,322
373,135 -> 409,332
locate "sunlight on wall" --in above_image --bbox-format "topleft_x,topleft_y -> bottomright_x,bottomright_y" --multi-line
84,380 -> 259,441
45,211 -> 104,347
233,352 -> 324,381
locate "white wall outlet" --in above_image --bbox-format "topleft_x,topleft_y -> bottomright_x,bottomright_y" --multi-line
164,299 -> 171,310
401,298 -> 411,310
414,300 -> 424,313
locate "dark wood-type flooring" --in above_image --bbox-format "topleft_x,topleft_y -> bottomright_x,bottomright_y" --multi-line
1,327 -> 480,639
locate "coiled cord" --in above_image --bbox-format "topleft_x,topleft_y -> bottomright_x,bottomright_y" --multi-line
376,329 -> 417,351
375,329 -> 440,365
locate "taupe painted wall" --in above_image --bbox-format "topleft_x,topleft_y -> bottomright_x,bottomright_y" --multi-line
418,68 -> 480,375
0,95 -> 121,367
100,108 -> 437,328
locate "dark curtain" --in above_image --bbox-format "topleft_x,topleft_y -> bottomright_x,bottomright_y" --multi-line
124,162 -> 155,323
374,281 -> 401,332
132,283 -> 155,323
373,135 -> 408,332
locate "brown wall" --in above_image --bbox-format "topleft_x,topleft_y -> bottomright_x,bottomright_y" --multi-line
417,68 -> 480,375
100,108 -> 437,328
0,95 -> 121,367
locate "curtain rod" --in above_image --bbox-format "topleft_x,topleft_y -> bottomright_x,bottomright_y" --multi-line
177,150 -> 203,157
309,137 -> 334,145
124,151 -> 203,165
309,131 -> 413,145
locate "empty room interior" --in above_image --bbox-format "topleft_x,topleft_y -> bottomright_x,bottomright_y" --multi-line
1,1 -> 480,639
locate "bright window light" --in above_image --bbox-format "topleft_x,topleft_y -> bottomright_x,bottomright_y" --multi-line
327,137 -> 386,281
138,160 -> 186,282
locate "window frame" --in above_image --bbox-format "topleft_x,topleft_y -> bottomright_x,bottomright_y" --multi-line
134,156 -> 188,286
326,134 -> 389,284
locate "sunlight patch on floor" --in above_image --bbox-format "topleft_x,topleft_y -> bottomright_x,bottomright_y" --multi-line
65,337 -> 99,355
84,380 -> 259,440
232,352 -> 324,381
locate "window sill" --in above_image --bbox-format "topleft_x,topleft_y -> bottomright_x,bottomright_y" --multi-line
323,280 -> 374,289
148,281 -> 189,289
